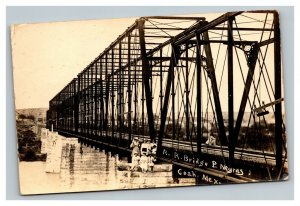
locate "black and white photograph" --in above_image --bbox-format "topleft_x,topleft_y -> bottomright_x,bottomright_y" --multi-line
10,10 -> 289,195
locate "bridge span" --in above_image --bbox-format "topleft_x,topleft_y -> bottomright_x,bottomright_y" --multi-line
47,11 -> 288,185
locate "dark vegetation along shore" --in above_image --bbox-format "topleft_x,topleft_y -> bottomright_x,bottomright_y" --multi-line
17,114 -> 46,161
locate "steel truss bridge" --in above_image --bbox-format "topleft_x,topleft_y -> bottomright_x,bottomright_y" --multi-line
47,11 -> 288,184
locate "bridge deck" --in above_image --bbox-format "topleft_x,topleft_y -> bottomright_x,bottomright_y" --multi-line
56,129 -> 288,183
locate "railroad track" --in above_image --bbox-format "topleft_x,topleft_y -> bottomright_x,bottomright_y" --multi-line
56,129 -> 288,183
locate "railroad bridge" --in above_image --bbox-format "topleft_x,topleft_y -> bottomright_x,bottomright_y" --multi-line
46,11 -> 288,185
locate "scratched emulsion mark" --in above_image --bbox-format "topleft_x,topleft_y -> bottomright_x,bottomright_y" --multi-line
69,144 -> 75,187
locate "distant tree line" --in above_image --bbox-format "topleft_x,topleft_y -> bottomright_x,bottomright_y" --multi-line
18,114 -> 35,121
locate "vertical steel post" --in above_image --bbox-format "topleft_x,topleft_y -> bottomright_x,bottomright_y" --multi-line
100,59 -> 104,137
69,84 -> 71,132
203,31 -> 228,147
75,76 -> 79,134
105,54 -> 109,141
233,43 -> 259,165
81,74 -> 84,135
196,33 -> 202,155
111,50 -> 115,143
84,73 -> 87,136
172,49 -> 175,141
160,49 -> 163,115
137,19 -> 156,142
157,45 -> 179,154
228,18 -> 235,164
95,63 -> 98,137
159,49 -> 163,144
99,78 -> 104,135
87,68 -> 91,138
127,34 -> 132,144
185,45 -> 190,141
78,75 -> 82,134
274,11 -> 283,176
142,69 -> 145,136
134,63 -> 137,134
119,42 -> 122,145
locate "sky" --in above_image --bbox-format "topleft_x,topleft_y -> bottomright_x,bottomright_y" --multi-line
11,17 -> 137,109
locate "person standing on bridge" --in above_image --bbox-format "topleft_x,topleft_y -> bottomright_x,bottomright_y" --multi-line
140,139 -> 151,172
130,137 -> 141,170
140,153 -> 148,173
149,141 -> 157,156
140,139 -> 151,156
130,151 -> 140,171
206,132 -> 216,146
148,141 -> 157,172
130,137 -> 140,157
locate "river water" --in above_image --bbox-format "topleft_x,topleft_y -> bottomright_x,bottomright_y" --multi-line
19,138 -> 195,195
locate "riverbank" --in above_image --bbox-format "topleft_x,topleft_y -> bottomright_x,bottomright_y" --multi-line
16,118 -> 46,161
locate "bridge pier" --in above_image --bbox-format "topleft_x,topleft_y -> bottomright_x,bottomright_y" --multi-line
41,129 -> 196,190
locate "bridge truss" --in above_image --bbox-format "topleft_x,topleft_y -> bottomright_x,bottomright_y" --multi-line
47,11 -> 287,184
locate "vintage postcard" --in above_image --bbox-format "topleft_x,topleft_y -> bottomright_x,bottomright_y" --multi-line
11,10 -> 288,195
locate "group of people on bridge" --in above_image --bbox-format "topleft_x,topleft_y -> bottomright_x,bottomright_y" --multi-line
130,137 -> 157,173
